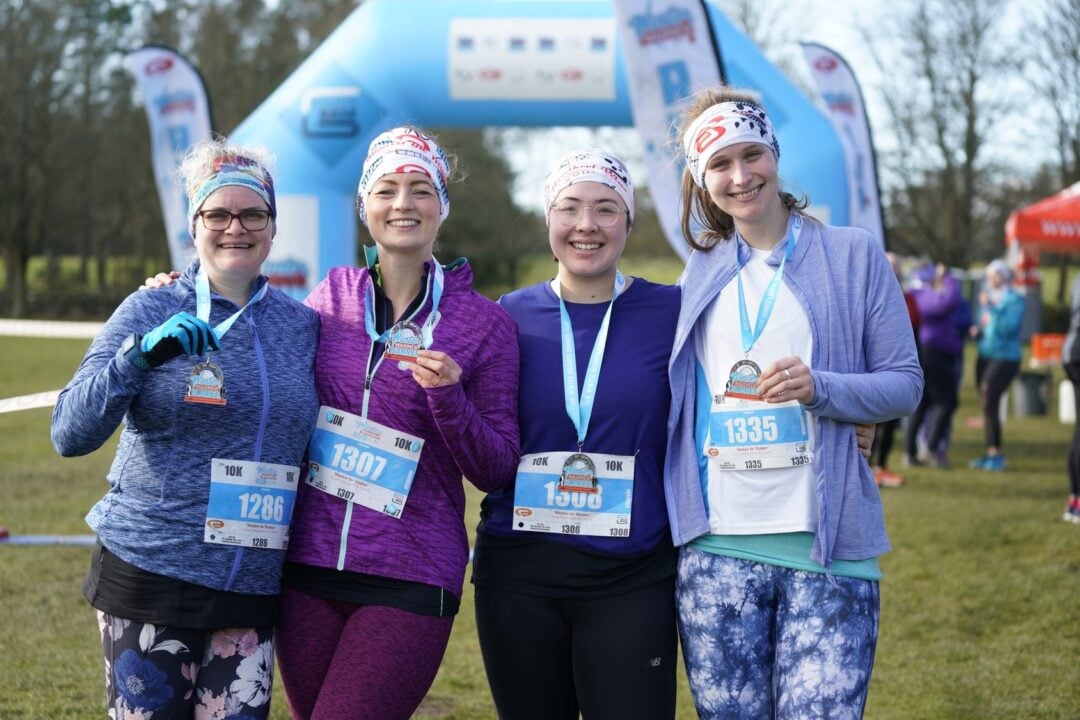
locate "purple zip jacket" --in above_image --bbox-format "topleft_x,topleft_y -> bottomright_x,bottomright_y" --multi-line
286,261 -> 520,598
910,269 -> 963,355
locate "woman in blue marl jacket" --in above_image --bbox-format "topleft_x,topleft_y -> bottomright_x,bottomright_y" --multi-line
665,87 -> 923,719
51,140 -> 319,720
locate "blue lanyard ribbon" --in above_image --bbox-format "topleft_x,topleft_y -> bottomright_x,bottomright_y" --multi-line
555,271 -> 626,448
359,260 -> 445,420
195,268 -> 269,340
736,215 -> 802,355
363,260 -> 444,346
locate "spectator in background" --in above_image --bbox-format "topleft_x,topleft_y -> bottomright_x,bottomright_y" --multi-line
1061,272 -> 1080,523
919,292 -> 971,463
905,261 -> 963,468
872,252 -> 921,487
968,260 -> 1025,471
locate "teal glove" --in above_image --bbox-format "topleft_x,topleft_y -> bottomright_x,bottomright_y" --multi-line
140,312 -> 220,367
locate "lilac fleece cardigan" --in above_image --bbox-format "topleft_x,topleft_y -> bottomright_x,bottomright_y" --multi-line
286,261 -> 520,598
665,218 -> 924,566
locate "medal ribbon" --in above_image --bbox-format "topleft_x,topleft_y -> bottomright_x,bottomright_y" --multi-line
358,260 -> 445,419
736,215 -> 802,355
195,268 -> 270,340
555,271 -> 626,448
363,260 -> 444,346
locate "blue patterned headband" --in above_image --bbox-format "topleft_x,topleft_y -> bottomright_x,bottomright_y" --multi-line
188,155 -> 276,237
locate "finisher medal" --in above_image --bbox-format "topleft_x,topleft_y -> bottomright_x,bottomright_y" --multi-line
723,359 -> 762,402
184,360 -> 227,406
383,320 -> 424,363
558,452 -> 598,494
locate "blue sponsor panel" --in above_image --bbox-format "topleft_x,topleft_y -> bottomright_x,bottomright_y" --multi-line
514,471 -> 633,514
308,425 -> 416,495
206,482 -> 295,525
709,405 -> 808,447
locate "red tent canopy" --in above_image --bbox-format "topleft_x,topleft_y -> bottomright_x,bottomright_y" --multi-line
1006,181 -> 1080,253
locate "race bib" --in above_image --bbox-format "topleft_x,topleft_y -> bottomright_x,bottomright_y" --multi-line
204,458 -> 299,549
306,405 -> 423,518
512,451 -> 634,538
706,401 -> 811,471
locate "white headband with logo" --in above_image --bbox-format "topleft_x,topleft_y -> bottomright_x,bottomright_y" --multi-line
356,127 -> 451,226
542,148 -> 634,224
682,101 -> 780,189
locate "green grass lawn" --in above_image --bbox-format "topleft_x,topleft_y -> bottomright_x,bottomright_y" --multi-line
2,331 -> 1078,719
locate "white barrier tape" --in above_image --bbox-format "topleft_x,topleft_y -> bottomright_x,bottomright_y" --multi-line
0,319 -> 103,338
0,390 -> 61,414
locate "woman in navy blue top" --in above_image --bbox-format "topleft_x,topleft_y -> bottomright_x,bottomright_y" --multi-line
471,149 -> 680,720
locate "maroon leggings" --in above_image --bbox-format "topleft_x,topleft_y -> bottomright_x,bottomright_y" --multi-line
276,587 -> 454,720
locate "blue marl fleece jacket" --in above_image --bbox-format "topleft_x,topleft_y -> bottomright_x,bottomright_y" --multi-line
51,261 -> 320,595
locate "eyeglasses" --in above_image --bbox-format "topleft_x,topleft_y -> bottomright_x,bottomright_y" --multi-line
550,202 -> 628,228
197,209 -> 271,232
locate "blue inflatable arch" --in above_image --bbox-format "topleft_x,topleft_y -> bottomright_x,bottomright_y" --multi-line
232,0 -> 847,297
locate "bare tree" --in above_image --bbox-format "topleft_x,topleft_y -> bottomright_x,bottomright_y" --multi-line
1026,0 -> 1080,187
863,0 -> 1015,267
714,0 -> 793,55
0,1 -> 76,316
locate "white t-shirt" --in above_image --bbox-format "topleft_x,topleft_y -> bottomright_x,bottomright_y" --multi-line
695,245 -> 817,535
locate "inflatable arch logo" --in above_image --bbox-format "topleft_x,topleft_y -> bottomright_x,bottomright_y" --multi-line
232,0 -> 848,297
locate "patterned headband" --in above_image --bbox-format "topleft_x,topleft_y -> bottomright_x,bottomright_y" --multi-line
542,148 -> 634,224
188,155 -> 276,237
356,127 -> 451,226
682,100 -> 780,189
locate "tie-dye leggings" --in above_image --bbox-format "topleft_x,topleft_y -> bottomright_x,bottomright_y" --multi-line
676,547 -> 879,720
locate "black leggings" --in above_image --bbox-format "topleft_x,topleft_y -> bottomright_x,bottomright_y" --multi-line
975,357 -> 1020,450
871,418 -> 899,468
475,577 -> 677,720
906,347 -> 960,457
1066,362 -> 1080,496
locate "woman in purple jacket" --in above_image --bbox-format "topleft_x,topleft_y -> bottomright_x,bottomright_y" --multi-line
274,128 -> 521,720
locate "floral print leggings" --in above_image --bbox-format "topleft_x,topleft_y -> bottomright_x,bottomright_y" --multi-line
97,611 -> 276,719
676,547 -> 879,720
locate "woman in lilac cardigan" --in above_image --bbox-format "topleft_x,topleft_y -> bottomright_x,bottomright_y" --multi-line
665,87 -> 923,719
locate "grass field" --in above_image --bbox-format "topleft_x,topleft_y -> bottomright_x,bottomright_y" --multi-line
2,317 -> 1079,718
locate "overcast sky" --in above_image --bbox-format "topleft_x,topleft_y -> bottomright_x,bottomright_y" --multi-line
498,0 -> 1041,212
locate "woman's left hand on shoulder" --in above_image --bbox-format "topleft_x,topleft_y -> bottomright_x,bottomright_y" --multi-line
409,349 -> 462,389
760,356 -> 815,405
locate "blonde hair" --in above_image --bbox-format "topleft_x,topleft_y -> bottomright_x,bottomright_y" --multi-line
177,137 -> 277,203
677,86 -> 808,252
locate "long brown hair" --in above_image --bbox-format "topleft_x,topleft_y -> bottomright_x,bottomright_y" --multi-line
677,87 -> 808,252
